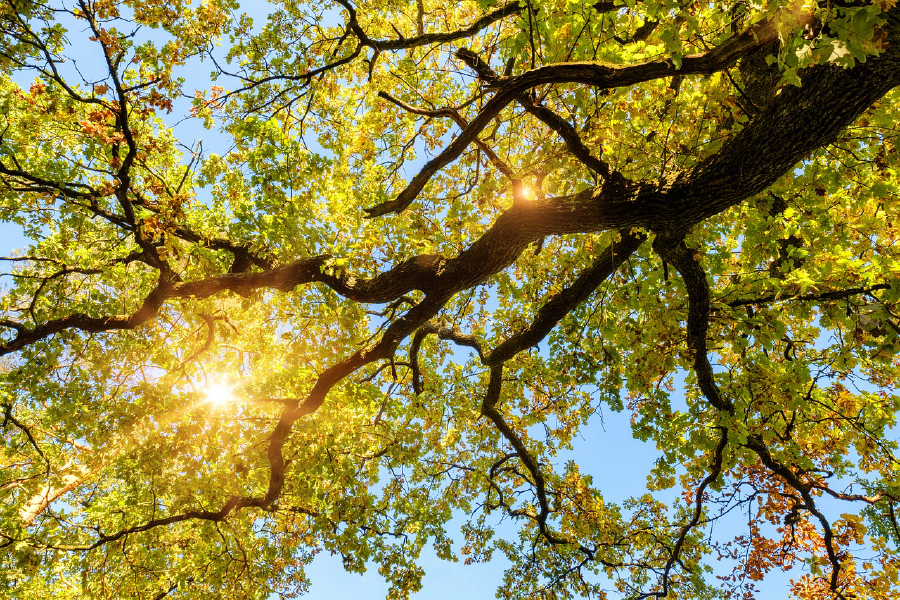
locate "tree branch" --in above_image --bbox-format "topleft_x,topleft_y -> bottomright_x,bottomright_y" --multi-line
455,47 -> 618,181
638,427 -> 729,599
367,10 -> 817,217
723,283 -> 892,308
652,239 -> 734,413
411,322 -> 484,394
487,230 -> 644,365
336,0 -> 523,52
744,434 -> 846,598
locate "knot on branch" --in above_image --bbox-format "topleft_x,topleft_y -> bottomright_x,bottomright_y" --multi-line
455,47 -> 498,82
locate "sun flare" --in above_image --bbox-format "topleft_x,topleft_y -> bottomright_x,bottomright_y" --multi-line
204,381 -> 235,406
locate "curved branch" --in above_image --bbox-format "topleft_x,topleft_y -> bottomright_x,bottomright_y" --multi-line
638,427 -> 729,599
0,276 -> 173,355
654,238 -> 861,596
723,283 -> 892,309
0,253 -> 444,355
479,364 -> 568,544
486,229 -> 644,366
176,313 -> 217,369
651,239 -> 733,413
336,0 -> 523,52
377,90 -> 514,177
367,11 -> 815,217
219,0 -> 522,101
411,322 -> 484,394
745,434 -> 846,598
2,401 -> 49,467
51,178 -> 640,547
456,47 -> 617,181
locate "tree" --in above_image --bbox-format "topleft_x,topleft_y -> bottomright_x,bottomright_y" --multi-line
1,0 -> 899,597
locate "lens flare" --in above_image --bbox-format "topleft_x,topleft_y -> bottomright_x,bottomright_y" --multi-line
204,381 -> 235,406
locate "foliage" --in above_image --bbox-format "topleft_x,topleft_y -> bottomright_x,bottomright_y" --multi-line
1,0 -> 900,598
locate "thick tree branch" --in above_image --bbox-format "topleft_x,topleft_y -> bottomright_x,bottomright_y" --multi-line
478,365 -> 622,572
455,47 -> 618,181
0,275 -> 173,355
43,174 -> 650,547
367,10 -> 816,217
487,229 -> 644,365
653,239 -> 734,413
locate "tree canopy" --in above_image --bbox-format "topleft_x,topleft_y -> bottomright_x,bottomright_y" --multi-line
1,0 -> 900,597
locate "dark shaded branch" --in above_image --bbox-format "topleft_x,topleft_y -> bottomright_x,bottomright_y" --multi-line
519,99 -> 617,181
0,253 -> 443,355
638,427 -> 729,599
486,229 -> 644,365
409,327 -> 429,395
614,19 -> 659,45
169,227 -> 275,271
744,434 -> 845,597
336,0 -> 523,51
410,322 -> 484,394
724,283 -> 892,308
4,189 -> 631,357
212,44 -> 365,105
368,10 -> 815,217
890,501 -> 900,545
651,239 -> 734,413
152,581 -> 181,600
377,90 -> 513,177
592,1 -> 623,12
455,47 -> 617,181
0,276 -> 173,355
0,163 -> 103,206
479,364 -> 567,544
176,313 -> 217,369
52,497 -> 244,550
2,401 -> 49,466
171,253 -> 446,301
